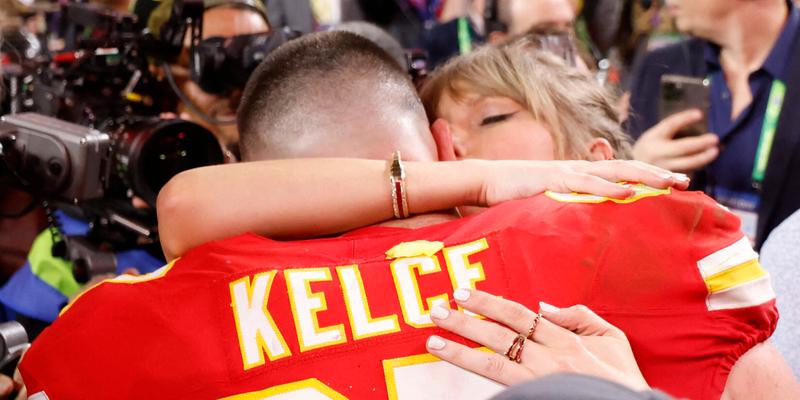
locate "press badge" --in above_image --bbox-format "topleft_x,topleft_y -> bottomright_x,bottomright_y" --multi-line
714,188 -> 759,245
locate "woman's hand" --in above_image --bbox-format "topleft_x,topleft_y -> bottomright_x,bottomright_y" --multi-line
425,289 -> 650,392
476,159 -> 690,206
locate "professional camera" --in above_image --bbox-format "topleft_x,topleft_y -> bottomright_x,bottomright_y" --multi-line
0,113 -> 223,208
0,1 -> 249,282
0,113 -> 222,281
0,321 -> 28,377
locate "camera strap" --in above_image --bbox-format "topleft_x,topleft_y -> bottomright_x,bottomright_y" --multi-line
161,62 -> 236,126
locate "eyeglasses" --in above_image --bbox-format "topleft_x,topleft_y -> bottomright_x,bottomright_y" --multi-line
513,31 -> 579,68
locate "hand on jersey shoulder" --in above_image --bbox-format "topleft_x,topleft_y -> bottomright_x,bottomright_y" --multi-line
426,289 -> 651,393
477,159 -> 690,206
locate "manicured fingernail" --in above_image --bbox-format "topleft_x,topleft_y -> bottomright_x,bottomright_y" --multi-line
430,305 -> 450,320
427,335 -> 446,350
676,173 -> 690,182
539,301 -> 560,313
453,288 -> 471,302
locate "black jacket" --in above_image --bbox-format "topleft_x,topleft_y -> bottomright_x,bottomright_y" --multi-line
626,36 -> 800,249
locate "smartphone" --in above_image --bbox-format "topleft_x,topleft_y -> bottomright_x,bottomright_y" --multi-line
659,75 -> 710,139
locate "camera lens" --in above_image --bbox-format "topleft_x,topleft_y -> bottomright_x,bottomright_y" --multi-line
115,119 -> 224,207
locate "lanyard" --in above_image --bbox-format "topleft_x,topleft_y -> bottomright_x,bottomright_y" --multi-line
752,79 -> 787,187
457,17 -> 472,55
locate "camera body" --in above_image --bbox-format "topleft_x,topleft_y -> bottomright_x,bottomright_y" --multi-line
0,321 -> 28,377
192,29 -> 291,95
0,113 -> 112,204
0,2 -> 244,283
0,2 -> 306,286
1,113 -> 224,208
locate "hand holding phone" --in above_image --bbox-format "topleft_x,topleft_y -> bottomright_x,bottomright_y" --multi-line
659,75 -> 710,139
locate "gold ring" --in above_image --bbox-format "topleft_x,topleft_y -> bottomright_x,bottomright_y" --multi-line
526,312 -> 543,341
504,334 -> 526,363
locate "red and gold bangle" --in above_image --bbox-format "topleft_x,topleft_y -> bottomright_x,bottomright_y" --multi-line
389,151 -> 410,219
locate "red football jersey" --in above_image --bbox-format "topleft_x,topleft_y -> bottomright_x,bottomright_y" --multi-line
21,188 -> 777,400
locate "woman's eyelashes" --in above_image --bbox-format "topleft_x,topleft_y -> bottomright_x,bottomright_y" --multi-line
479,112 -> 517,126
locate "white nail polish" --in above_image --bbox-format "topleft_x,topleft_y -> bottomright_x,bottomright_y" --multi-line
539,301 -> 560,313
430,305 -> 450,320
453,288 -> 471,302
427,336 -> 446,350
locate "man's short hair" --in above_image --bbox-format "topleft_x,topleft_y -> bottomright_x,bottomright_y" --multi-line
237,31 -> 426,161
330,22 -> 408,70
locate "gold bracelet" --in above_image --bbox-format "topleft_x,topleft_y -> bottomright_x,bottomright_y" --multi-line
388,151 -> 409,219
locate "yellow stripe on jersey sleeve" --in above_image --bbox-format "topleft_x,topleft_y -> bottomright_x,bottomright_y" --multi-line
696,237 -> 775,311
705,259 -> 768,293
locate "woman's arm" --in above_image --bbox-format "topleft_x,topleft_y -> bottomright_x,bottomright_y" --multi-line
157,158 -> 687,260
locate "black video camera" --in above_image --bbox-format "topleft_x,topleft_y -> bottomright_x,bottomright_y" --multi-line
0,2 -> 231,282
0,113 -> 222,281
142,0 -> 291,96
1,1 -> 225,207
0,113 -> 222,208
192,29 -> 290,95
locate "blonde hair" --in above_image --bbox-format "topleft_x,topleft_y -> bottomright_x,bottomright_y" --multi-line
419,42 -> 632,160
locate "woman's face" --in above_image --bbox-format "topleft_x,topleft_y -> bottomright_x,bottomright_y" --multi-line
435,92 -> 558,160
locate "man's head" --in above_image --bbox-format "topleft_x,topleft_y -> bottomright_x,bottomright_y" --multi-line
237,31 -> 436,162
664,0 -> 785,40
490,0 -> 576,42
664,0 -> 737,38
330,21 -> 408,70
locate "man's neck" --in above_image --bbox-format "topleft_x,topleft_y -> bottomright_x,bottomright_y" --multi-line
713,1 -> 789,73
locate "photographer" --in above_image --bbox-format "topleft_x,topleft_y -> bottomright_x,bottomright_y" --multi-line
0,0 -> 271,339
135,0 -> 272,159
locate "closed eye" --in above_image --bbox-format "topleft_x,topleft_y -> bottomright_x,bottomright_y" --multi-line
480,112 -> 516,126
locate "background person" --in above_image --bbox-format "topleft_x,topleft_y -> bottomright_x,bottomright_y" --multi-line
422,0 -> 579,68
135,0 -> 271,159
0,0 -> 272,339
759,209 -> 800,376
485,0 -> 577,43
626,0 -> 800,248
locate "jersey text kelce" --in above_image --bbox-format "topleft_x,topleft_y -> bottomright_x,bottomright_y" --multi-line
20,188 -> 777,400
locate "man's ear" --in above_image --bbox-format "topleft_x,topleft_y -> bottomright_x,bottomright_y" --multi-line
588,138 -> 614,161
431,118 -> 458,161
